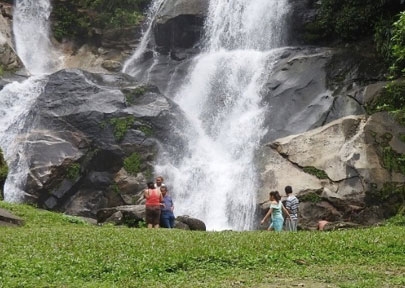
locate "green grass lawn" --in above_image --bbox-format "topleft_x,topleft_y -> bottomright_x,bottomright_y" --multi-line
0,201 -> 404,288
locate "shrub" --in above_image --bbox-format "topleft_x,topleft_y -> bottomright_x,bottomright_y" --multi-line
123,152 -> 142,175
316,0 -> 388,41
0,149 -> 8,199
366,80 -> 405,124
109,116 -> 135,141
302,166 -> 329,179
66,163 -> 81,180
51,0 -> 150,42
389,11 -> 405,77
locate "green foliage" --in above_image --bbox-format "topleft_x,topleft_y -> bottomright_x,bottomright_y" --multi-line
302,166 -> 329,179
124,86 -> 147,105
299,192 -> 322,203
366,183 -> 405,218
374,17 -> 395,63
382,146 -> 405,174
389,11 -> 405,77
66,163 -> 81,180
374,11 -> 405,78
0,149 -> 8,181
79,0 -> 150,11
0,201 -> 89,228
366,81 -> 405,124
52,3 -> 90,41
110,182 -> 121,194
123,152 -> 142,175
0,64 -> 4,77
0,201 -> 404,287
51,0 -> 149,42
311,0 -> 396,43
61,214 -> 89,225
109,116 -> 135,141
139,125 -> 153,136
0,149 -> 8,199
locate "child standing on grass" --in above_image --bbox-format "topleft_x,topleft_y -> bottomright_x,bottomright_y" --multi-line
261,191 -> 290,231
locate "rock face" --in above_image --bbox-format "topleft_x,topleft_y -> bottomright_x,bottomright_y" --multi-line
0,207 -> 24,226
0,3 -> 22,72
260,46 -> 385,143
123,0 -> 209,95
6,69 -> 186,218
154,0 -> 209,54
259,113 -> 405,229
2,0 -> 404,230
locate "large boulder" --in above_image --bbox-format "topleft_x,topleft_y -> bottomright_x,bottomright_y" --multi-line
3,69 -> 186,218
261,46 -> 385,143
96,205 -> 145,227
0,207 -> 24,226
259,113 -> 405,229
176,215 -> 206,231
154,0 -> 209,54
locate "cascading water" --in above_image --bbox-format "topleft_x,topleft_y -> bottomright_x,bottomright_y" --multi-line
122,0 -> 165,76
153,0 -> 290,230
13,0 -> 62,74
0,0 -> 58,202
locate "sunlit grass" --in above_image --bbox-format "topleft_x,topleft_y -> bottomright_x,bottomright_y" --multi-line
0,201 -> 404,287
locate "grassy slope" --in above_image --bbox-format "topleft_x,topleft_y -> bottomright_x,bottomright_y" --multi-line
0,201 -> 404,288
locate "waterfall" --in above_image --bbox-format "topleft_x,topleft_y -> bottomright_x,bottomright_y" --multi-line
13,0 -> 62,75
0,77 -> 47,202
121,0 -> 165,76
1,0 -> 57,201
155,0 -> 290,230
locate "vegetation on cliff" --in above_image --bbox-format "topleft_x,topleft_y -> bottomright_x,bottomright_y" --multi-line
51,0 -> 151,43
0,149 -> 7,199
307,0 -> 405,78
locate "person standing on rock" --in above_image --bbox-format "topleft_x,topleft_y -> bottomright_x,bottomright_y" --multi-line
284,185 -> 299,231
144,181 -> 163,228
261,191 -> 290,232
160,184 -> 175,228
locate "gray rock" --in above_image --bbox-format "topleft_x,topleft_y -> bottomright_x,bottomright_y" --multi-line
96,205 -> 145,227
176,215 -> 206,231
0,208 -> 24,226
5,69 -> 186,217
259,113 -> 405,228
154,0 -> 208,53
101,60 -> 122,72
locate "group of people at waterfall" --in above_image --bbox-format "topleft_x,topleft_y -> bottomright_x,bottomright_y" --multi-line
144,176 -> 175,229
260,185 -> 300,232
144,176 -> 299,231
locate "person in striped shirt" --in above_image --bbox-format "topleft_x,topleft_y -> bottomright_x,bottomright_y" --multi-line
284,185 -> 299,231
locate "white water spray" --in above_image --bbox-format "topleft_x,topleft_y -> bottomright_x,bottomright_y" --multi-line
0,77 -> 47,202
13,0 -> 62,75
156,0 -> 290,230
1,0 -> 59,201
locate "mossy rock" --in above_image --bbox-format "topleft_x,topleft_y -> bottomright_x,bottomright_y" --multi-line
302,166 -> 329,179
0,149 -> 8,200
365,182 -> 405,218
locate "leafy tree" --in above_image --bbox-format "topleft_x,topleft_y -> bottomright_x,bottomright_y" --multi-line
390,11 -> 405,76
317,0 -> 390,41
51,0 -> 151,42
